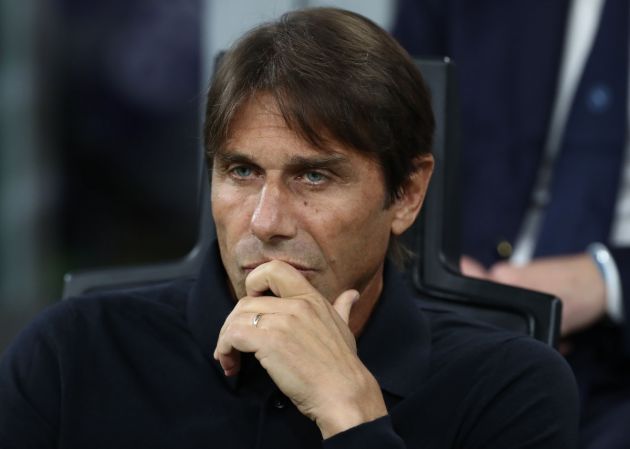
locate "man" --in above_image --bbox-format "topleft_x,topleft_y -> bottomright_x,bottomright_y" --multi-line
0,8 -> 577,448
393,0 -> 630,447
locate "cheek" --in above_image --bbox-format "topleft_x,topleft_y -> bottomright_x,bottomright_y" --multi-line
211,185 -> 253,297
212,183 -> 251,234
211,189 -> 255,272
311,199 -> 392,264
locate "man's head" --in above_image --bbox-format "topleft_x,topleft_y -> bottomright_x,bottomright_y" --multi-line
205,8 -> 434,304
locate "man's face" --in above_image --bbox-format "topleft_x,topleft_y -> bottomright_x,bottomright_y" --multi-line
211,94 -> 411,303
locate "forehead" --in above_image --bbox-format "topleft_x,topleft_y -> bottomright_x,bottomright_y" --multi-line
219,94 -> 372,166
227,95 -> 303,146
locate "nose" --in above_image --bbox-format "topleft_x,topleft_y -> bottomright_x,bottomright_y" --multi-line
250,182 -> 297,242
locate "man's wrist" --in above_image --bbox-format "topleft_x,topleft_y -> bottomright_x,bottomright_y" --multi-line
322,415 -> 404,449
587,243 -> 624,323
319,406 -> 388,440
317,372 -> 387,439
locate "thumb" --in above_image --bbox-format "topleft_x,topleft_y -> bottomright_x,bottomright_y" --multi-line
332,289 -> 360,324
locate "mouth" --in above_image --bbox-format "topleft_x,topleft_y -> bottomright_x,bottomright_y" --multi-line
241,259 -> 316,275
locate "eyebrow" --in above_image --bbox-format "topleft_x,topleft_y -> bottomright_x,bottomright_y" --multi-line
284,154 -> 350,172
214,150 -> 351,172
214,151 -> 257,168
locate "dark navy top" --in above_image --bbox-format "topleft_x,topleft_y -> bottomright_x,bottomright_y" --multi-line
0,242 -> 578,448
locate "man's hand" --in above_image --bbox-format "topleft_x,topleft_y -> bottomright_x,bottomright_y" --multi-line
213,260 -> 387,438
461,254 -> 606,336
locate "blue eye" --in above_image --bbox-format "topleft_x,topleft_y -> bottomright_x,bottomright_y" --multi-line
304,171 -> 326,183
232,166 -> 253,178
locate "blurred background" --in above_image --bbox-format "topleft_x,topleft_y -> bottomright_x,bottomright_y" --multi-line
0,0 -> 395,354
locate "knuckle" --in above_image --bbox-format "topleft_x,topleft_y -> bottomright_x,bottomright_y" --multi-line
291,298 -> 320,319
236,297 -> 254,309
293,298 -> 312,313
229,325 -> 249,345
265,329 -> 286,349
275,313 -> 297,331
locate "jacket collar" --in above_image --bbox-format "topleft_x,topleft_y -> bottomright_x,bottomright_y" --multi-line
356,263 -> 431,397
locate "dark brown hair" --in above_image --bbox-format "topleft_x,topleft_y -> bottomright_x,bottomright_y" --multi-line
204,7 -> 434,205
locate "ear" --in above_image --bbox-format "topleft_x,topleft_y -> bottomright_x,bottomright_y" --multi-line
390,153 -> 434,236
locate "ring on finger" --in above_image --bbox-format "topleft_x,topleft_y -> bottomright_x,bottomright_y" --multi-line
252,313 -> 263,328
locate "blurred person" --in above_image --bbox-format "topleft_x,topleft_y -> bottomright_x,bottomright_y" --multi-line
393,0 -> 630,447
0,8 -> 578,448
55,0 -> 200,268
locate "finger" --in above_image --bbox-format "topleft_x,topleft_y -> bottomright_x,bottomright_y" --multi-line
246,260 -> 317,298
215,298 -> 305,374
232,297 -> 303,314
216,298 -> 277,342
488,262 -> 523,287
460,255 -> 488,279
217,349 -> 241,377
214,310 -> 270,375
214,315 -> 265,374
332,290 -> 360,324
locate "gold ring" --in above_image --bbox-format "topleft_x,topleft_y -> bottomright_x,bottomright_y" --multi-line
252,313 -> 263,328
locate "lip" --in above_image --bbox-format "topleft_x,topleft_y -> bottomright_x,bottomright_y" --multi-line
241,259 -> 315,273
